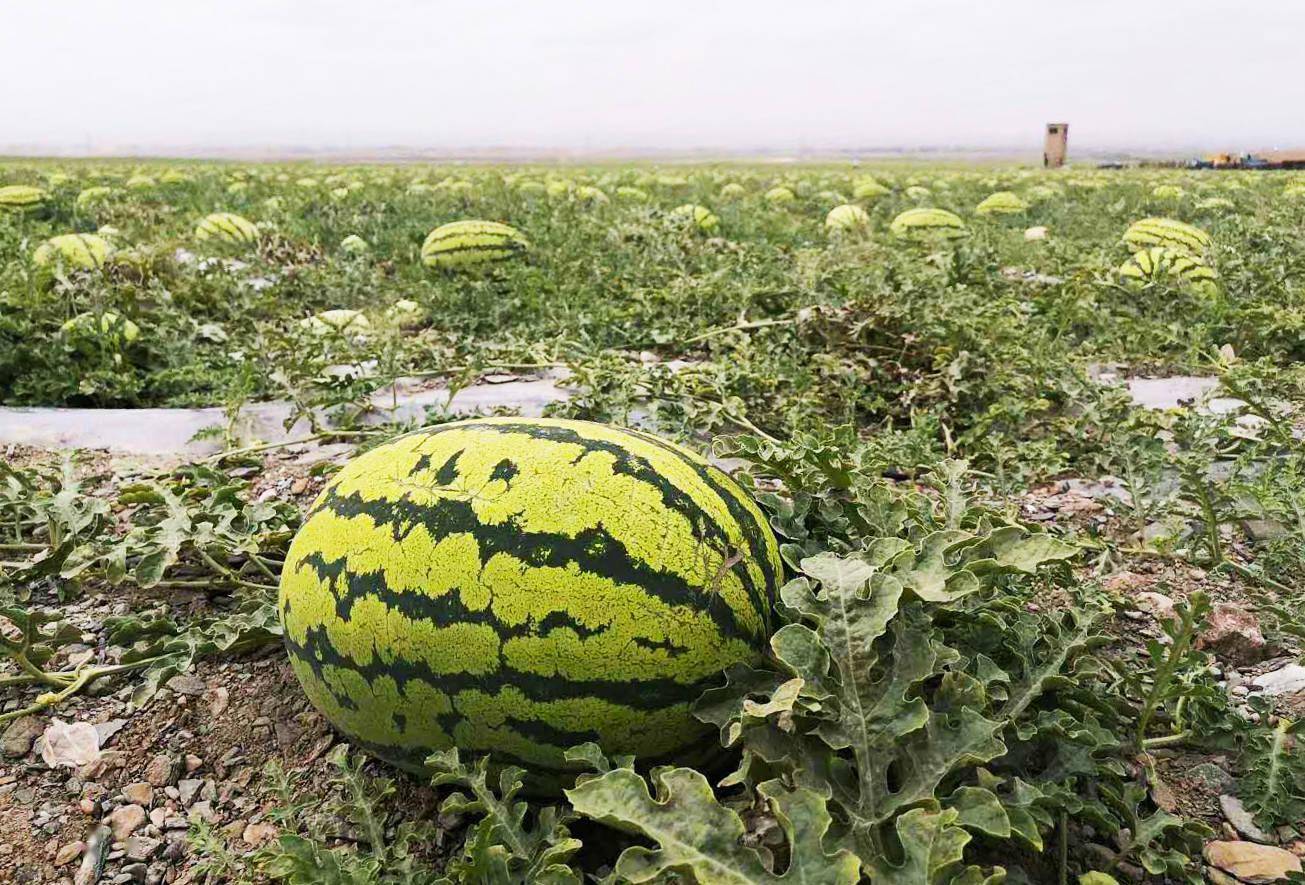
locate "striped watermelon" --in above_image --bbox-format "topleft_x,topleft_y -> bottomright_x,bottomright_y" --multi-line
890,207 -> 966,238
195,212 -> 259,247
76,186 -> 115,211
0,185 -> 48,213
278,418 -> 780,783
33,233 -> 112,270
825,204 -> 870,232
764,186 -> 796,205
615,186 -> 650,203
975,191 -> 1029,215
421,220 -> 529,271
1121,217 -> 1210,258
852,177 -> 890,200
668,204 -> 719,233
1118,246 -> 1217,294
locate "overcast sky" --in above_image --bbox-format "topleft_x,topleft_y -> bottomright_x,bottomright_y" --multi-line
4,1 -> 1304,156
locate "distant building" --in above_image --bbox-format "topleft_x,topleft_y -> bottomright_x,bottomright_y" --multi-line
1044,123 -> 1068,168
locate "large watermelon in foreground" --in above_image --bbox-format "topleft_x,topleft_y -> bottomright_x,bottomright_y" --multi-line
279,418 -> 780,784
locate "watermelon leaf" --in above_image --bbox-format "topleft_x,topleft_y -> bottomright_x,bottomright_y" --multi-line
430,749 -> 582,884
865,807 -> 973,885
566,767 -> 859,884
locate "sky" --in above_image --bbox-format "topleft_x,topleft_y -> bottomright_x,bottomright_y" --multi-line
4,0 -> 1305,157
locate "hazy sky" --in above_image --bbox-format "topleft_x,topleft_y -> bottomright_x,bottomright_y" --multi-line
4,1 -> 1304,155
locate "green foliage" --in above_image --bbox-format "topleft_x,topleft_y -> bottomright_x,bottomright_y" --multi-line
429,749 -> 582,884
260,750 -> 446,885
1238,710 -> 1305,830
567,768 -> 859,883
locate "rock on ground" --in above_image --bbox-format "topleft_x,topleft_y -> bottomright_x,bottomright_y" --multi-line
1204,840 -> 1302,883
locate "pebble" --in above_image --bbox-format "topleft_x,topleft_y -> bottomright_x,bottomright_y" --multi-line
122,782 -> 154,807
143,755 -> 174,787
242,821 -> 278,846
106,804 -> 147,841
167,673 -> 207,696
183,754 -> 203,773
1252,664 -> 1305,697
1220,794 -> 1275,844
54,841 -> 84,866
188,800 -> 218,824
124,835 -> 161,862
1204,840 -> 1302,882
2,717 -> 45,758
177,779 -> 203,806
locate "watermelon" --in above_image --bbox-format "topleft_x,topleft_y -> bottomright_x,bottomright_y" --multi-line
0,185 -> 48,213
574,186 -> 609,205
340,234 -> 370,255
75,186 -> 115,210
668,204 -> 719,233
33,233 -> 112,270
718,183 -> 747,200
890,207 -> 966,238
851,178 -> 890,200
1121,217 -> 1210,258
195,212 -> 259,247
278,418 -> 780,782
421,220 -> 529,271
1118,246 -> 1217,294
825,204 -> 870,232
60,311 -> 140,348
615,186 -> 650,203
300,309 -> 370,335
975,191 -> 1029,215
763,186 -> 796,205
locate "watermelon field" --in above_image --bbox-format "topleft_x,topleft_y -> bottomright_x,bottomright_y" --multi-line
2,160 -> 1304,884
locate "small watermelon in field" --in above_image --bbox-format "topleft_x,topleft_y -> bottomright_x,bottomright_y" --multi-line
574,186 -> 609,205
195,212 -> 260,247
421,220 -> 529,271
300,309 -> 371,336
975,191 -> 1029,215
340,234 -> 370,255
615,186 -> 650,203
825,204 -> 870,233
33,233 -> 112,270
890,207 -> 966,238
60,312 -> 140,354
278,418 -> 781,785
1121,217 -> 1210,258
852,177 -> 890,200
668,204 -> 719,233
0,185 -> 48,213
764,186 -> 796,205
75,186 -> 115,210
719,182 -> 746,200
